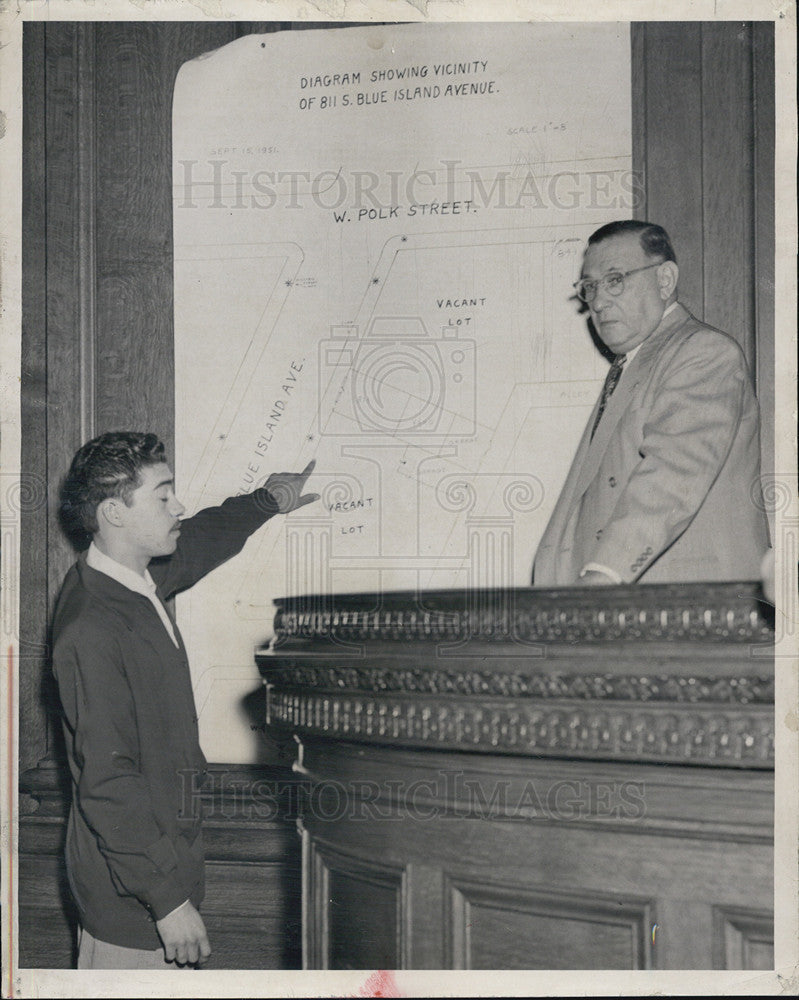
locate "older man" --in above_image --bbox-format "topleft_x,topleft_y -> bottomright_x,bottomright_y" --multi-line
52,432 -> 317,968
533,219 -> 769,586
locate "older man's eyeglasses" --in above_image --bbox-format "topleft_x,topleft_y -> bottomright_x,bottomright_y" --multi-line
574,261 -> 663,304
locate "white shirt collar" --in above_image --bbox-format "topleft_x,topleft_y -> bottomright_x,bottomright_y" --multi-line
624,342 -> 642,366
86,542 -> 178,646
86,541 -> 158,596
661,300 -> 678,320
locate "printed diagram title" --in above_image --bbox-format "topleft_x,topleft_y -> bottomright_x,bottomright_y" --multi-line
298,60 -> 496,110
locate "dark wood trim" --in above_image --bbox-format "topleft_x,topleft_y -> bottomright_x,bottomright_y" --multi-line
296,739 -> 774,844
629,24 -> 647,221
700,22 -> 756,364
91,22 -> 239,453
76,24 -> 97,443
712,905 -> 774,970
234,21 -> 294,37
630,23 -> 649,220
628,21 -> 773,385
635,23 -> 705,319
20,21 -> 49,776
446,877 -> 654,969
20,23 -> 100,769
752,22 -> 775,504
304,837 -> 406,969
44,21 -> 96,621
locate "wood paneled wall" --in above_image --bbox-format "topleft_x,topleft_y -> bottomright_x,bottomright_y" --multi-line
19,20 -> 775,969
21,20 -> 289,772
632,21 -> 775,478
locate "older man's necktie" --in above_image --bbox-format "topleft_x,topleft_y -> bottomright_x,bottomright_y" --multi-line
590,353 -> 627,440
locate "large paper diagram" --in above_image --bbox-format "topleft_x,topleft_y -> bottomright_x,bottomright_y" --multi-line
173,22 -> 632,761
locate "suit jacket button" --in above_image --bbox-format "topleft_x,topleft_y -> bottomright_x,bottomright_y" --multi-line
595,529 -> 603,540
608,476 -> 616,487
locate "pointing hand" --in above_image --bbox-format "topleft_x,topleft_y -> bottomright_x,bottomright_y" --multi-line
263,459 -> 320,513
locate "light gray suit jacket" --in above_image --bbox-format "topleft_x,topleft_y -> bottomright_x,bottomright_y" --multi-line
533,303 -> 770,585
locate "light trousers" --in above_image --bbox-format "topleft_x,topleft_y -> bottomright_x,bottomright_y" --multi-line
77,926 -> 187,970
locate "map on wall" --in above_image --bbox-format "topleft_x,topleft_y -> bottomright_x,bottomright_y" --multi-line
173,22 -> 632,762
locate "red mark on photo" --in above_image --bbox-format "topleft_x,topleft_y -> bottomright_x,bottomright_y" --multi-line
354,969 -> 402,998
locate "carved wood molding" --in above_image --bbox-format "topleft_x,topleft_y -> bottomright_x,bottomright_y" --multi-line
265,664 -> 773,704
263,584 -> 774,766
267,690 -> 773,766
273,582 -> 773,645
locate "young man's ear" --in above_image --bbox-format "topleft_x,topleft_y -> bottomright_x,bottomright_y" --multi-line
98,497 -> 124,528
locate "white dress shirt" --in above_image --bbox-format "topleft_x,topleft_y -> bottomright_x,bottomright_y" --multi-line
86,542 -> 179,646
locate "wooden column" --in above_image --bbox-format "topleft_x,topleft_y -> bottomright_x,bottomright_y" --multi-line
20,22 -> 49,777
632,22 -> 772,360
751,22 -> 776,492
631,22 -> 774,500
20,22 -> 96,776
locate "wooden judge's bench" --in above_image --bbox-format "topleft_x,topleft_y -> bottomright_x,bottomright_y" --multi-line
257,582 -> 774,971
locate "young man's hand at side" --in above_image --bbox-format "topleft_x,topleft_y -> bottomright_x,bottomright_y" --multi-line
156,900 -> 211,967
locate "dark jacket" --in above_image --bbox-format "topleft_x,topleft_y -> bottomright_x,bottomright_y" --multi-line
52,490 -> 278,949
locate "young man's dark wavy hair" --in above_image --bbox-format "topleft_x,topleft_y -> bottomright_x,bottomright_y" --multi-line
59,431 -> 166,544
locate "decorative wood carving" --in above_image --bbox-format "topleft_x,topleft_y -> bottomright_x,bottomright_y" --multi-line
260,583 -> 774,767
272,582 -> 773,645
266,665 -> 773,704
268,690 -> 772,766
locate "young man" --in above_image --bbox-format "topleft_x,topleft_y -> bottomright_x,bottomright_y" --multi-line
533,220 -> 770,586
52,431 -> 317,969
